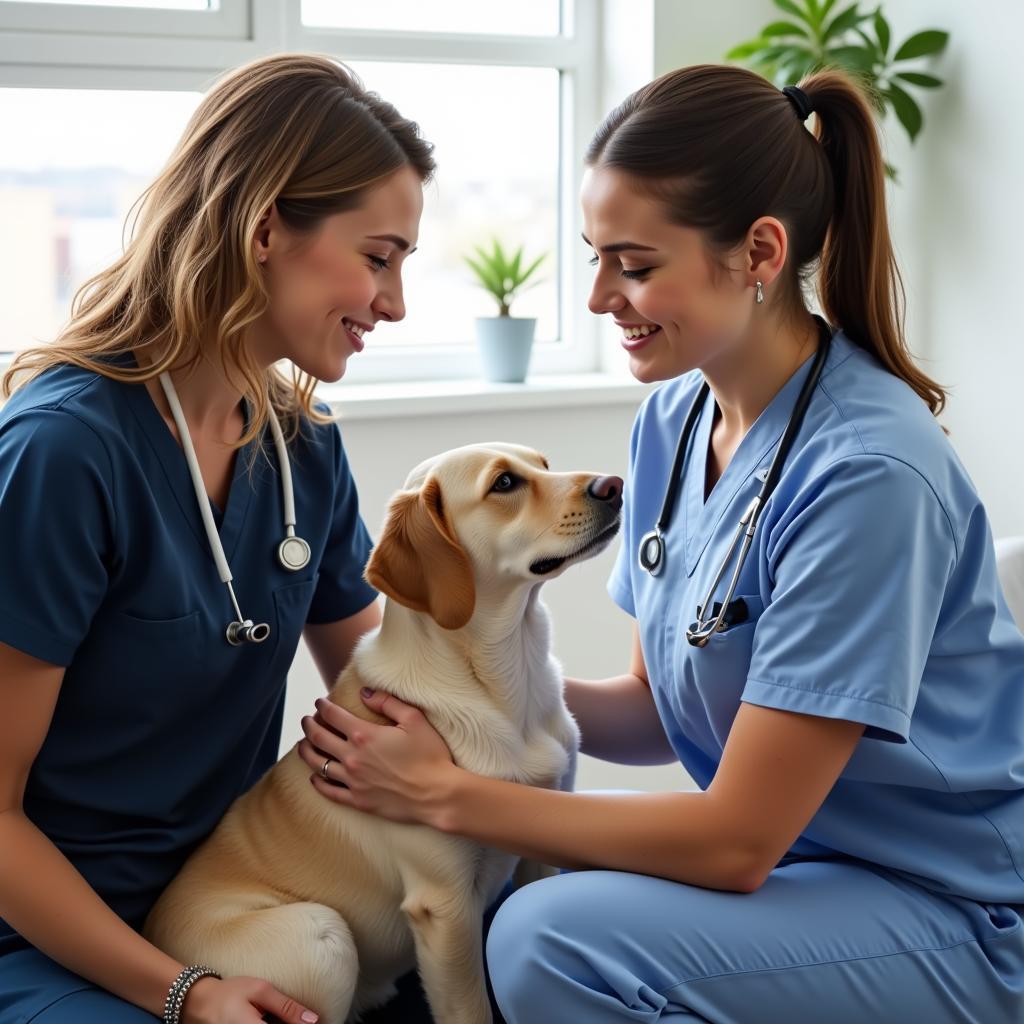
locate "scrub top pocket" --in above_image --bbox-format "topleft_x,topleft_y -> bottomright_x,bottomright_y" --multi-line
273,573 -> 320,660
58,607 -> 202,740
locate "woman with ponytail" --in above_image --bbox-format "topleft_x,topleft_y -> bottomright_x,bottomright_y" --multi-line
302,65 -> 1024,1020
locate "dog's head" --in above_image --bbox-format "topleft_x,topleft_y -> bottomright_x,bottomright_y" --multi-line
365,443 -> 623,630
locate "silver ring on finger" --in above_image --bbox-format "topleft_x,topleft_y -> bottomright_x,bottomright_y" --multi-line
320,757 -> 334,781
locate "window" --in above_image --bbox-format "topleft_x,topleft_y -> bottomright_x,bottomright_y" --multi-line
302,0 -> 560,37
0,89 -> 202,354
0,0 -> 600,382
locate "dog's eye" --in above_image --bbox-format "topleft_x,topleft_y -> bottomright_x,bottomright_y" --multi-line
490,472 -> 520,494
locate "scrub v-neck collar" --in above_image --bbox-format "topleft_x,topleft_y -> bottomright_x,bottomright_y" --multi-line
122,361 -> 257,566
680,342 -> 825,576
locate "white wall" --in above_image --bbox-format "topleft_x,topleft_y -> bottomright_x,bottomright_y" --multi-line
882,0 -> 1024,539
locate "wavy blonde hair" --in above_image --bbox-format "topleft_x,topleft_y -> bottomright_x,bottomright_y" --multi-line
2,53 -> 436,444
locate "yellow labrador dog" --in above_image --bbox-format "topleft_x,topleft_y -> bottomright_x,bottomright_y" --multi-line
144,443 -> 623,1024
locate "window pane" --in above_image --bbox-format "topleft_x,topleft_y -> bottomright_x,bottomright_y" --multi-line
348,62 -> 560,348
1,65 -> 560,355
0,1 -> 213,7
303,0 -> 560,36
0,89 -> 201,353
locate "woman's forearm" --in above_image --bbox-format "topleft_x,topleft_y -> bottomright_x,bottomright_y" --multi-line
433,771 -> 761,892
0,808 -> 185,1016
564,673 -> 677,765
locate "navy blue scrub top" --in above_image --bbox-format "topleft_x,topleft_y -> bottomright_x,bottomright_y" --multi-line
0,360 -> 377,955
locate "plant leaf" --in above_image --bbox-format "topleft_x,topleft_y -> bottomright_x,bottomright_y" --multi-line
773,0 -> 814,28
873,10 -> 890,56
493,238 -> 508,274
751,43 -> 804,66
894,29 -> 949,61
818,0 -> 840,24
509,246 -> 522,285
517,252 -> 547,287
778,47 -> 820,82
854,26 -> 882,62
886,81 -> 924,141
826,44 -> 876,72
822,3 -> 866,43
464,256 -> 504,299
893,70 -> 943,88
726,37 -> 769,60
762,19 -> 809,38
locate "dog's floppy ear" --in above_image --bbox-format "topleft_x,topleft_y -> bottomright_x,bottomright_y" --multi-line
365,476 -> 476,630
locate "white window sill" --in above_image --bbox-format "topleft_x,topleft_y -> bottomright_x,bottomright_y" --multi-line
321,371 -> 654,421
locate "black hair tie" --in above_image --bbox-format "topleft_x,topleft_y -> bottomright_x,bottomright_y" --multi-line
783,84 -> 814,122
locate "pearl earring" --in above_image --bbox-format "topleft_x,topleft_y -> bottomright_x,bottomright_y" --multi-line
755,280 -> 764,305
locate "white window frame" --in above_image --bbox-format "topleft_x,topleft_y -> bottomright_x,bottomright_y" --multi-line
0,0 -> 602,383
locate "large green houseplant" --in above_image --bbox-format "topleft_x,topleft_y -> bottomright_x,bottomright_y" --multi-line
726,0 -> 948,177
465,240 -> 547,383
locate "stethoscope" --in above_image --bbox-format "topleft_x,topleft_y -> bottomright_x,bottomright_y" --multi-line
638,317 -> 833,647
159,372 -> 311,646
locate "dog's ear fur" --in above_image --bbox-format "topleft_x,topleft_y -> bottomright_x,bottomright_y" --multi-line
365,477 -> 476,630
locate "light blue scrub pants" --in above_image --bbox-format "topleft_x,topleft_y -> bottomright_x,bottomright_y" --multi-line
486,858 -> 1024,1023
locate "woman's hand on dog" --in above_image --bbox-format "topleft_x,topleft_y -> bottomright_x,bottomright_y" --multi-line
183,974 -> 320,1023
299,689 -> 457,827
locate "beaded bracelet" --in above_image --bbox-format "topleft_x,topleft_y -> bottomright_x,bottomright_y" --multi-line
163,964 -> 221,1024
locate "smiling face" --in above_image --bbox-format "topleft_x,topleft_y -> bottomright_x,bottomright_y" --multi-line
249,163 -> 424,382
581,165 -> 758,384
366,444 -> 623,630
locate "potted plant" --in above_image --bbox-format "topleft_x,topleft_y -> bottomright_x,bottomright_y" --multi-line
725,0 -> 948,179
465,239 -> 547,383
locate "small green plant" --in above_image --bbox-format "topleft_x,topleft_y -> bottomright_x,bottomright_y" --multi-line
464,240 -> 546,317
726,0 -> 948,175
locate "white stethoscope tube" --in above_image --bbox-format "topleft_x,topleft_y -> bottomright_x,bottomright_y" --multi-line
159,372 -> 311,646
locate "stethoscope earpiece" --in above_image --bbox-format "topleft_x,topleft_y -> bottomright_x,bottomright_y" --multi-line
159,372 -> 312,646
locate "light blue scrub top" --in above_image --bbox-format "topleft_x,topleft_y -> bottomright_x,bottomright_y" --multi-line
0,360 -> 377,956
609,330 -> 1024,905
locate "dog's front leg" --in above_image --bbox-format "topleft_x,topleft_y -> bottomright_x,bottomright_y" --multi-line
401,891 -> 492,1024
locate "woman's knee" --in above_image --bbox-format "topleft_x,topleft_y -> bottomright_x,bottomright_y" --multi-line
485,875 -> 575,989
31,989 -> 160,1022
485,873 -> 628,1011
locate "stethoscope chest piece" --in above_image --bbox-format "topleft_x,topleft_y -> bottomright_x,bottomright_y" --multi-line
278,534 -> 311,572
638,528 -> 666,576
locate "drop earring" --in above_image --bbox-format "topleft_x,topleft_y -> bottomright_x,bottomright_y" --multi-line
755,280 -> 764,305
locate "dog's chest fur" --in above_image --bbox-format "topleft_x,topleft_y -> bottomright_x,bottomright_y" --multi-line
343,592 -> 576,788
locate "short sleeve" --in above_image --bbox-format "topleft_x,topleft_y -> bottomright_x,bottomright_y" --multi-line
744,455 -> 956,743
607,400 -> 645,618
306,421 -> 377,624
0,410 -> 115,666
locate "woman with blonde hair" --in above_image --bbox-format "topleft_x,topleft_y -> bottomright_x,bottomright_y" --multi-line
0,53 -> 434,1023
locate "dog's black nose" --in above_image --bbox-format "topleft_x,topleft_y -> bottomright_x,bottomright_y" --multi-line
587,475 -> 623,511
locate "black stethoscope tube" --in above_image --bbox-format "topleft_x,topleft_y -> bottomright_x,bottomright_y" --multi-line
638,318 -> 834,645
